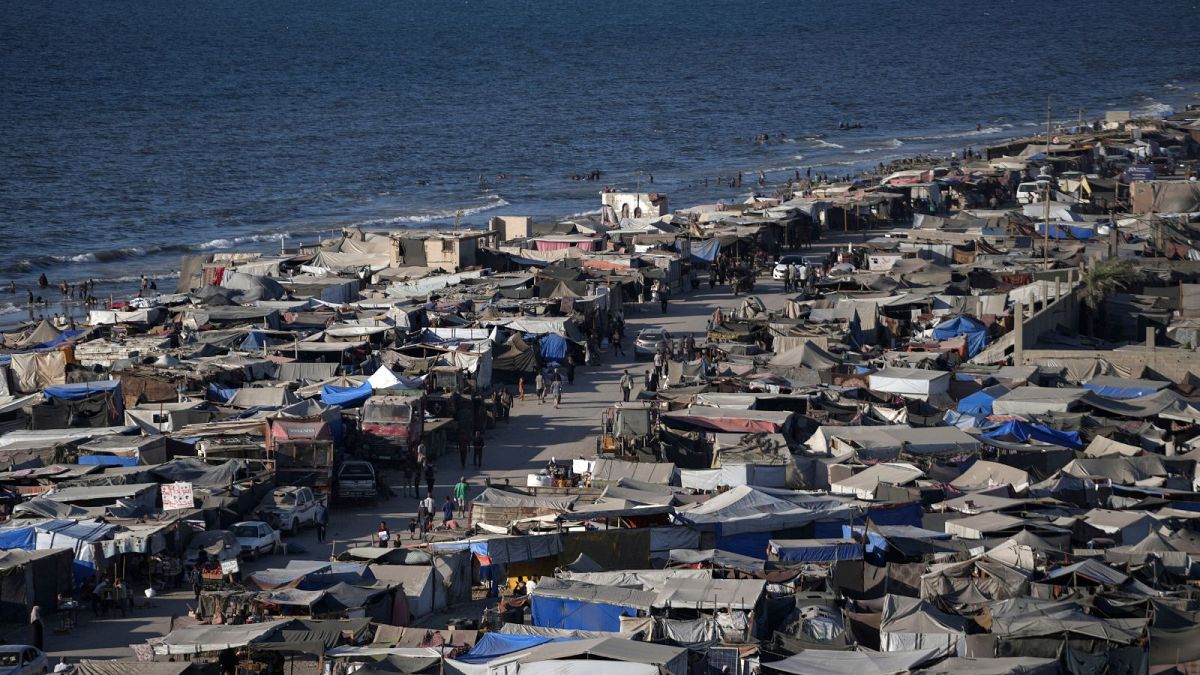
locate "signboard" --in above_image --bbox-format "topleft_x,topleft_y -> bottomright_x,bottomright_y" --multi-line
1125,165 -> 1155,182
220,559 -> 239,575
160,482 -> 194,510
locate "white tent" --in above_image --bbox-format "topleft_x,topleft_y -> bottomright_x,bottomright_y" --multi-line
880,594 -> 966,652
869,368 -> 950,400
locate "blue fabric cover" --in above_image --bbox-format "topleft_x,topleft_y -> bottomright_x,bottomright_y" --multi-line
320,382 -> 372,407
31,329 -> 86,351
529,595 -> 638,632
957,390 -> 997,416
43,380 -> 121,401
932,315 -> 990,357
771,540 -> 863,562
207,383 -> 237,403
715,531 -> 773,560
78,455 -> 139,467
982,420 -> 1082,448
1037,222 -> 1095,240
539,333 -> 568,362
240,331 -> 268,351
683,239 -> 721,263
458,633 -> 577,664
1083,382 -> 1163,399
0,527 -> 35,550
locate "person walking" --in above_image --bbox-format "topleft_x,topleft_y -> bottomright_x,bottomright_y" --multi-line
424,462 -> 436,496
377,521 -> 391,547
653,350 -> 664,381
421,492 -> 435,534
30,606 -> 44,651
442,495 -> 456,527
315,503 -> 327,543
454,477 -> 469,517
611,326 -> 624,355
457,432 -> 469,469
411,460 -> 423,498
566,354 -> 576,385
551,378 -> 562,409
517,376 -> 525,402
472,430 -> 485,467
535,371 -> 546,404
783,264 -> 793,292
620,370 -> 633,402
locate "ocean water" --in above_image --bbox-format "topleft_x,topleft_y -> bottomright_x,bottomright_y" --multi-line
2,0 -> 1199,310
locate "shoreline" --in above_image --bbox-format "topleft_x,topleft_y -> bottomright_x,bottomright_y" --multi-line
2,93 -> 1198,331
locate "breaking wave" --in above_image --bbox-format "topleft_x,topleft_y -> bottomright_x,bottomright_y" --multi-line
808,139 -> 844,149
1134,98 -> 1173,118
0,303 -> 23,316
904,126 -> 1004,141
852,139 -> 904,154
349,195 -> 510,226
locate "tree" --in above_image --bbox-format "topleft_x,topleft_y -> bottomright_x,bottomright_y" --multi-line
1081,258 -> 1135,338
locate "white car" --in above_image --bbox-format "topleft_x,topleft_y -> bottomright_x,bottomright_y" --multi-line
772,255 -> 805,280
232,520 -> 281,559
0,645 -> 47,675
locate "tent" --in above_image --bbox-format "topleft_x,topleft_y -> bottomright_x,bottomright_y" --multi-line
321,381 -> 372,408
155,619 -> 291,655
949,461 -> 1030,491
529,578 -> 655,632
991,387 -> 1087,415
0,548 -> 73,623
931,315 -> 990,357
869,368 -> 950,401
769,539 -> 863,562
982,420 -> 1081,449
1083,375 -> 1170,400
879,594 -> 966,652
539,334 -> 569,363
956,385 -> 1010,416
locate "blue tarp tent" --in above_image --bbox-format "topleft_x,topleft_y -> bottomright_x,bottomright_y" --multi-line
982,420 -> 1082,449
78,455 -> 139,467
932,315 -> 990,357
769,539 -> 863,562
1083,376 -> 1170,400
240,331 -> 269,352
0,527 -> 35,550
43,379 -> 124,420
321,382 -> 372,408
957,385 -> 1010,416
31,329 -> 85,351
681,239 -> 720,263
530,594 -> 640,632
207,383 -> 237,403
1037,222 -> 1095,240
43,380 -> 121,401
539,333 -> 568,362
458,633 -> 577,664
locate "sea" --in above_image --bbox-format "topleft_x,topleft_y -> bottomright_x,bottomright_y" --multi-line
2,0 -> 1199,321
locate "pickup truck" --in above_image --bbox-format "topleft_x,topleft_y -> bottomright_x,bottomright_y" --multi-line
335,460 -> 378,502
255,486 -> 320,535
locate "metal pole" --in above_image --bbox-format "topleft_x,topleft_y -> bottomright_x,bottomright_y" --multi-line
1044,98 -> 1052,270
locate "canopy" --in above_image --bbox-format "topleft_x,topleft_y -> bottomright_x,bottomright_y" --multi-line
155,619 -> 290,655
1083,375 -> 1170,400
769,539 -> 863,562
321,381 -> 372,408
956,385 -> 1010,416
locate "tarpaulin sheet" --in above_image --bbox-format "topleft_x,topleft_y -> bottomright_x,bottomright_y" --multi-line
207,383 -> 237,403
321,381 -> 372,407
1082,380 -> 1169,400
682,238 -> 720,263
981,420 -> 1081,449
529,595 -> 639,633
0,527 -> 35,550
78,454 -> 139,467
539,334 -> 568,362
931,316 -> 990,357
770,539 -> 864,562
457,632 -> 576,664
10,351 -> 67,394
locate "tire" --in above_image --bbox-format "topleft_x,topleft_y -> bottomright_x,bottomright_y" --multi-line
287,519 -> 298,536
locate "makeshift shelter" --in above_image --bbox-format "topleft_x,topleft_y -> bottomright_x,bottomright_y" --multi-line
956,385 -> 1010,417
0,548 -> 73,623
528,578 -> 655,632
869,368 -> 950,401
931,315 -> 990,357
879,594 -> 966,652
769,539 -> 863,562
763,648 -> 946,675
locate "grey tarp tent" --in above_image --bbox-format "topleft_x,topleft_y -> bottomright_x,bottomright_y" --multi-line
763,647 -> 946,675
880,594 -> 966,652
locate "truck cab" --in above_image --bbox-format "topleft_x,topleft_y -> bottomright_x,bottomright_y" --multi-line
361,395 -> 424,466
335,460 -> 378,502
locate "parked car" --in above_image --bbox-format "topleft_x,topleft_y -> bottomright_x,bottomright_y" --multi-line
183,530 -> 240,570
335,460 -> 378,502
633,328 -> 671,360
1016,180 -> 1050,204
772,255 -> 805,280
0,646 -> 46,675
231,520 -> 281,559
254,486 -> 320,535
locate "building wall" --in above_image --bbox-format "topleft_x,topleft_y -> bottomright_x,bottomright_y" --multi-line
490,215 -> 530,241
601,192 -> 668,219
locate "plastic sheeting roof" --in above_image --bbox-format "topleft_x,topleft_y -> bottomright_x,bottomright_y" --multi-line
764,648 -> 946,675
155,619 -> 291,655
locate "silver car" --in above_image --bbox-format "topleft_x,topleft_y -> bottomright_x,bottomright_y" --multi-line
633,328 -> 671,360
